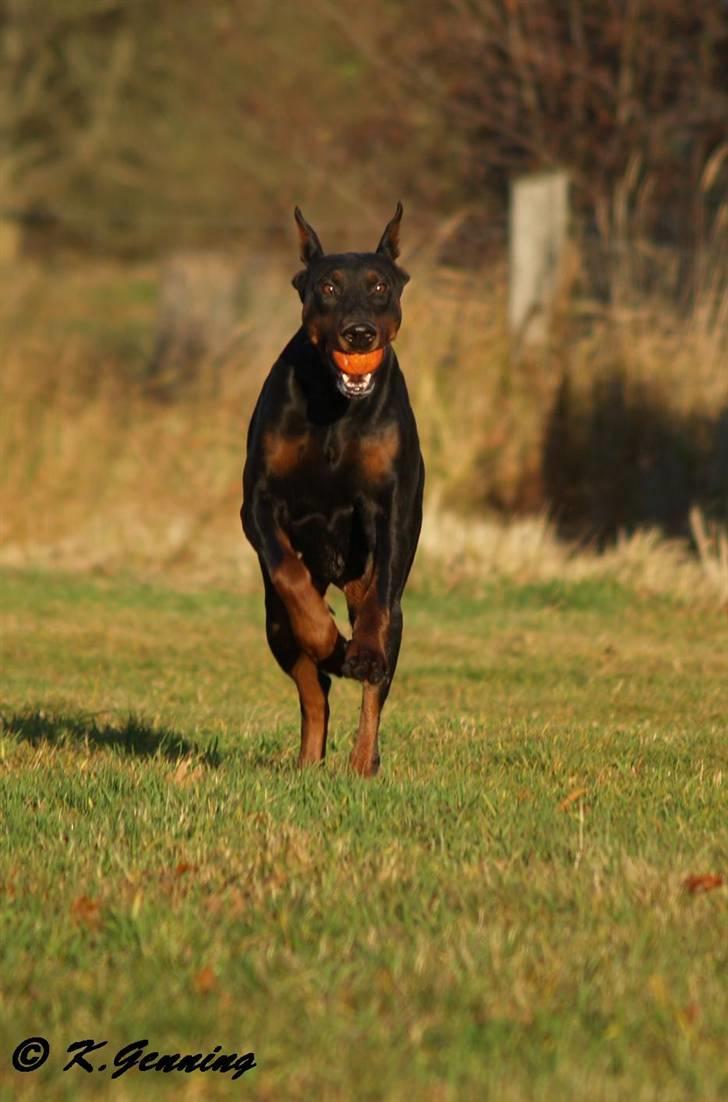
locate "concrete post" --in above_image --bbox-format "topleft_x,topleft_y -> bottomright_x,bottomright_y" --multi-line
509,170 -> 569,346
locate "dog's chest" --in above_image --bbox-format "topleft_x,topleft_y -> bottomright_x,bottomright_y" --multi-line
262,424 -> 399,497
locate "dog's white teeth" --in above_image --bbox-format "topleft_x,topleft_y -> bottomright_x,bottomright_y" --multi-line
336,369 -> 374,398
339,371 -> 373,395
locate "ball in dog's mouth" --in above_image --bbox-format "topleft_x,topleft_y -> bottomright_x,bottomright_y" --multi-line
331,347 -> 385,398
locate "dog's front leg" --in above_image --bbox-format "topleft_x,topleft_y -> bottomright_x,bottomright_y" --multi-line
343,501 -> 395,686
343,496 -> 412,777
245,490 -> 346,667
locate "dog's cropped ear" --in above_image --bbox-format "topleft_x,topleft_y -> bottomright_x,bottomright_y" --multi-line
376,201 -> 404,262
294,207 -> 324,267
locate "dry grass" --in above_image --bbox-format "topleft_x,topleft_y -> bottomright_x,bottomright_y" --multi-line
1,248 -> 726,603
419,508 -> 728,606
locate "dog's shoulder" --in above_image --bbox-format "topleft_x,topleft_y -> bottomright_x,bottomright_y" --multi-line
246,332 -> 309,439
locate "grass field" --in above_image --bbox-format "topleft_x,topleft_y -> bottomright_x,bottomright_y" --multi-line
0,567 -> 726,1100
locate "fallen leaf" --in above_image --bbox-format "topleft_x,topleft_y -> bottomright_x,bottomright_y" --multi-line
71,895 -> 102,929
559,787 -> 587,811
193,966 -> 217,995
679,1002 -> 700,1026
683,873 -> 724,895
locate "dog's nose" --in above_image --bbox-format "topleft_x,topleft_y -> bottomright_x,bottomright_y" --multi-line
341,323 -> 377,350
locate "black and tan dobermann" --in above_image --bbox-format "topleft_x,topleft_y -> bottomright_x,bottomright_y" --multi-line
241,203 -> 424,776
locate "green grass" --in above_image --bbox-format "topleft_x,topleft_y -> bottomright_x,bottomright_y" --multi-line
0,568 -> 726,1101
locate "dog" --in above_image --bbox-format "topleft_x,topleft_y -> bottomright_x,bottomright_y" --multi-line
241,203 -> 424,776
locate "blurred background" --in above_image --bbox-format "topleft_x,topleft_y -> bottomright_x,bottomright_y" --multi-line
1,0 -> 726,589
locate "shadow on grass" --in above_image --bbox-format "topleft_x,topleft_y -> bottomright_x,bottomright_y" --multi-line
0,709 -> 221,766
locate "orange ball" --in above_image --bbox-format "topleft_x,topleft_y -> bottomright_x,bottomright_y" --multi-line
331,348 -> 385,376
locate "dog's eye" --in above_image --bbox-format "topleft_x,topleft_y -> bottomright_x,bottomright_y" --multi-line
320,281 -> 336,297
373,281 -> 387,295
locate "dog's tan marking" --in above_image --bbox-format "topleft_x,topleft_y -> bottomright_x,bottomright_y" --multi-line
357,603 -> 390,654
342,561 -> 374,612
345,568 -> 390,653
270,527 -> 339,662
359,424 -> 400,483
344,566 -> 390,682
291,654 -> 329,765
350,683 -> 382,777
263,431 -> 310,478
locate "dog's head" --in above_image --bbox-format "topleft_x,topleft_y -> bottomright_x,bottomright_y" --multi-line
291,204 -> 410,399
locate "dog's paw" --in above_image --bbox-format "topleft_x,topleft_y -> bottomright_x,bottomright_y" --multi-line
342,641 -> 386,684
349,748 -> 381,778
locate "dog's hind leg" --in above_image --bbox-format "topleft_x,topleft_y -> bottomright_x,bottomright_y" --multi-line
350,683 -> 382,777
291,656 -> 331,766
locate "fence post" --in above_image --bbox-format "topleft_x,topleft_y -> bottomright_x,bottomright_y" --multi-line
509,170 -> 570,347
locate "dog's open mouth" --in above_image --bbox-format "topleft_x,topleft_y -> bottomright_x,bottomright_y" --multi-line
331,347 -> 385,398
336,371 -> 375,397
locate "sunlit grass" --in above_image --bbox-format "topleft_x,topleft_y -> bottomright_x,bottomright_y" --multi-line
0,568 -> 726,1100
